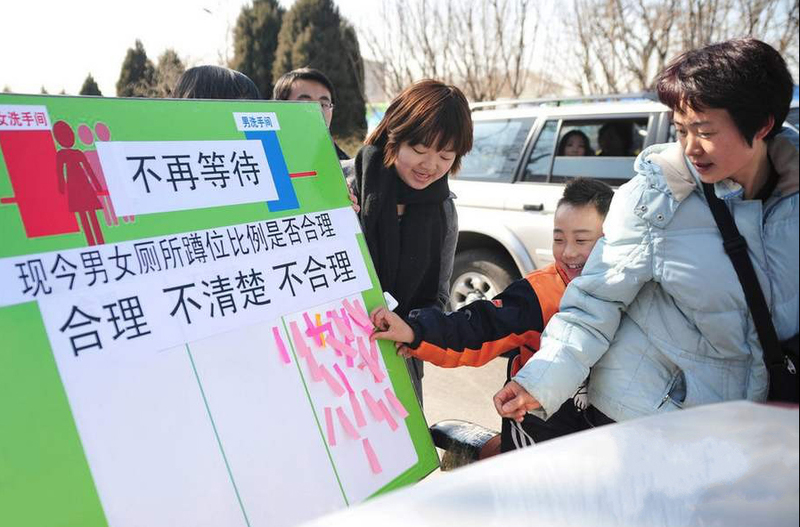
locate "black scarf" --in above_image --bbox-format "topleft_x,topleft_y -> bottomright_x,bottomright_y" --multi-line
354,144 -> 448,317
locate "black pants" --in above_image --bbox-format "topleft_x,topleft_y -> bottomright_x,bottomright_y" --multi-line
499,356 -> 613,452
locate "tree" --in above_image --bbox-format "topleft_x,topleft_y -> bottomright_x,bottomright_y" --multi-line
361,0 -> 544,101
273,0 -> 367,144
116,39 -> 156,97
564,0 -> 799,94
153,49 -> 185,97
231,0 -> 284,98
79,74 -> 102,96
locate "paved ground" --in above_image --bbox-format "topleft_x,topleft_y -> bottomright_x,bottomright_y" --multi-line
418,357 -> 509,476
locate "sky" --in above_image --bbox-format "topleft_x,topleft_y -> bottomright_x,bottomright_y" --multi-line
0,0 -> 365,96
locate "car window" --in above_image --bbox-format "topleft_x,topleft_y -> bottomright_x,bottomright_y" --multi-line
522,119 -> 558,182
550,117 -> 647,186
456,118 -> 534,182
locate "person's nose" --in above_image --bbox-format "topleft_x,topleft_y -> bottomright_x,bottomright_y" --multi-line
684,132 -> 703,158
563,241 -> 580,260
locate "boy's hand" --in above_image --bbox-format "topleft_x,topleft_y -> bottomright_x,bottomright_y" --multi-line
493,381 -> 541,423
369,307 -> 414,344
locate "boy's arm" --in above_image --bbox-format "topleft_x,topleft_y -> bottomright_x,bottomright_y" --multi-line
405,276 -> 546,368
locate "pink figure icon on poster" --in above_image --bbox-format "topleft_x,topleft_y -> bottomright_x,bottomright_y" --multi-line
54,120 -> 105,246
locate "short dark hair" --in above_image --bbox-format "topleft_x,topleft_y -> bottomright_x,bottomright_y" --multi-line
172,65 -> 261,100
365,79 -> 473,174
558,178 -> 614,217
273,68 -> 336,102
656,38 -> 793,145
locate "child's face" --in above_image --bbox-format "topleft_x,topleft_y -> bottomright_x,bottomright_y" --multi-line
552,203 -> 604,282
394,141 -> 455,190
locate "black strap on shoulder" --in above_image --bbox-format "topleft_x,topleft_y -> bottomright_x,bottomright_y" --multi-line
701,183 -> 783,368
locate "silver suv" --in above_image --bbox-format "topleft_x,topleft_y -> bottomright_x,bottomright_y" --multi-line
447,95 -> 674,309
448,92 -> 800,310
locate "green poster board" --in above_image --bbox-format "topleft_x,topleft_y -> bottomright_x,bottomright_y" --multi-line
0,94 -> 438,527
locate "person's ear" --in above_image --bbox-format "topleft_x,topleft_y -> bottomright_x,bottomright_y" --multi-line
754,116 -> 775,142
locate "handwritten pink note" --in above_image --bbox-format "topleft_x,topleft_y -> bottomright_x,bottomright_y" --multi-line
377,399 -> 398,431
336,407 -> 360,439
361,389 -> 384,422
362,438 -> 382,474
349,392 -> 367,428
272,327 -> 291,364
289,321 -> 310,358
384,388 -> 410,419
319,365 -> 345,397
332,363 -> 354,394
325,407 -> 336,446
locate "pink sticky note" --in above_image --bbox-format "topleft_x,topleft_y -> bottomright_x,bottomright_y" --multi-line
336,406 -> 360,439
369,338 -> 379,364
320,365 -> 345,397
343,298 -> 372,331
327,335 -> 358,358
353,299 -> 370,321
289,321 -> 310,358
357,337 -> 385,383
361,389 -> 384,422
339,307 -> 353,333
325,407 -> 336,446
349,392 -> 367,428
305,352 -> 323,382
384,388 -> 410,419
362,438 -> 382,474
377,399 -> 398,431
272,327 -> 291,364
330,311 -> 355,341
303,312 -> 323,346
332,363 -> 354,394
345,355 -> 354,368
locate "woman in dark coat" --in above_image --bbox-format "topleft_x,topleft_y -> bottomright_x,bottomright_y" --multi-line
351,79 -> 473,403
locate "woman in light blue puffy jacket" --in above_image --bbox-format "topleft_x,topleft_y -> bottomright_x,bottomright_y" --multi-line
494,38 -> 799,436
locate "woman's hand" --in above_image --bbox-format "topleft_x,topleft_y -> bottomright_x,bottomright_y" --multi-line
493,381 -> 541,423
348,187 -> 360,214
369,307 -> 414,344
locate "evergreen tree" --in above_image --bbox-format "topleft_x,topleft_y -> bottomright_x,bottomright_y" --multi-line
116,40 -> 156,97
154,49 -> 185,97
231,0 -> 284,99
40,86 -> 49,94
273,0 -> 367,144
79,74 -> 102,96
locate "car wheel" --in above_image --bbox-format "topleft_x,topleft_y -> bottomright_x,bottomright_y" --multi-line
449,249 -> 519,311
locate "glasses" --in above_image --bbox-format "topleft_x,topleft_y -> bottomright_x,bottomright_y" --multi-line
320,102 -> 335,111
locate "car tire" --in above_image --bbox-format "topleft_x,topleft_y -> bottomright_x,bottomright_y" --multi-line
449,249 -> 519,311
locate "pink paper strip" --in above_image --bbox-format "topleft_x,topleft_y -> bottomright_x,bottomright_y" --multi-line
332,363 -> 354,394
289,321 -> 310,358
325,407 -> 336,446
349,392 -> 367,427
362,438 -> 382,474
343,298 -> 372,331
384,388 -> 410,419
345,355 -> 354,368
304,312 -> 323,346
272,327 -> 291,364
327,335 -> 358,358
377,399 -> 398,431
357,337 -> 385,383
339,308 -> 353,332
320,365 -> 345,397
305,352 -> 323,382
369,338 -> 379,364
330,311 -> 355,340
361,389 -> 384,422
353,299 -> 370,322
336,406 -> 360,439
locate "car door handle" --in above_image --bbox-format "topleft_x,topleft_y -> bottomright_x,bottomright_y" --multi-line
523,203 -> 544,212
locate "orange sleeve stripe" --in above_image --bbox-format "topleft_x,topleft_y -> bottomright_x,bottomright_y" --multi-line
410,329 -> 543,368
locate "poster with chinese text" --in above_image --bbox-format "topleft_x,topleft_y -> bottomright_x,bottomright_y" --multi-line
0,94 -> 438,527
